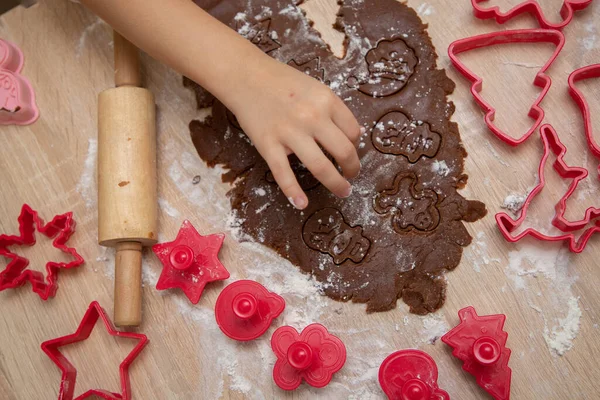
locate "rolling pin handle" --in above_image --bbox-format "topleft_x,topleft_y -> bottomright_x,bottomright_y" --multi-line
114,241 -> 143,327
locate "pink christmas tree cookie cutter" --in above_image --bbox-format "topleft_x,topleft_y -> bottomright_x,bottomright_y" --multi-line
0,39 -> 39,126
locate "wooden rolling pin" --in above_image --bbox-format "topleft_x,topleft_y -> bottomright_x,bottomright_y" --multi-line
98,32 -> 157,327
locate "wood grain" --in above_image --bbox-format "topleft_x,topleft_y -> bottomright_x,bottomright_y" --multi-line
0,0 -> 599,398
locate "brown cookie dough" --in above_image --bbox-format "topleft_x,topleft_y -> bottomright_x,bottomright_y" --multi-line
185,0 -> 487,314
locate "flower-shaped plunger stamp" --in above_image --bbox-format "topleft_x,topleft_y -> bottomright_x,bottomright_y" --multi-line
152,220 -> 229,303
442,306 -> 512,400
0,204 -> 84,299
271,323 -> 346,390
0,39 -> 39,125
215,280 -> 285,341
378,349 -> 449,400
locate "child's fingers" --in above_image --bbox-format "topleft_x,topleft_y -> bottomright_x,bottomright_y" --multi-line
290,138 -> 352,198
316,123 -> 360,179
264,146 -> 308,210
331,96 -> 361,144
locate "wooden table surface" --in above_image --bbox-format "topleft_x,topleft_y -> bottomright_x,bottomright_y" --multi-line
1,0 -> 599,398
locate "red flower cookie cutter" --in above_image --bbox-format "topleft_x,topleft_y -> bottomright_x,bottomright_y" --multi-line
471,0 -> 594,30
0,204 -> 84,299
448,29 -> 565,146
271,323 -> 346,390
41,301 -> 148,400
215,280 -> 285,341
152,220 -> 229,304
0,39 -> 39,125
496,125 -> 600,252
378,349 -> 449,400
442,306 -> 512,400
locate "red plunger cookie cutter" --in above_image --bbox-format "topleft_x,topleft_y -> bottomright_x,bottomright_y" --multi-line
378,350 -> 449,400
41,301 -> 148,400
496,125 -> 600,252
471,0 -> 593,30
0,39 -> 39,125
442,306 -> 512,400
152,220 -> 229,304
0,204 -> 84,299
271,323 -> 346,390
215,280 -> 285,341
448,29 -> 565,146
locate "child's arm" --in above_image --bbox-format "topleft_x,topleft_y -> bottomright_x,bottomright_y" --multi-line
82,0 -> 361,209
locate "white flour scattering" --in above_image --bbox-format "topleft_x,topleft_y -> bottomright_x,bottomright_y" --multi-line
76,17 -> 107,57
506,245 -> 582,356
465,231 -> 501,273
76,138 -> 97,209
431,160 -> 450,177
543,296 -> 582,356
419,313 -> 450,344
416,3 -> 434,16
502,193 -> 528,214
158,197 -> 181,218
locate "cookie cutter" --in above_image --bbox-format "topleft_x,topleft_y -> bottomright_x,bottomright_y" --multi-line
568,64 -> 600,161
471,0 -> 594,30
152,220 -> 229,304
448,29 -> 565,146
496,125 -> 600,253
0,204 -> 84,299
0,38 -> 39,125
378,349 -> 449,400
442,306 -> 512,400
215,280 -> 285,341
41,301 -> 148,400
271,323 -> 346,390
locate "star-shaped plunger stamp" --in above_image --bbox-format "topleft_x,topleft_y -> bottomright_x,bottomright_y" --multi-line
0,204 -> 84,299
152,220 -> 229,303
41,301 -> 148,400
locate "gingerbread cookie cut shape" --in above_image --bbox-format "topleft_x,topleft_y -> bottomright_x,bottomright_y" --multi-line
348,38 -> 418,97
374,172 -> 441,233
372,111 -> 441,162
238,19 -> 281,53
302,208 -> 371,265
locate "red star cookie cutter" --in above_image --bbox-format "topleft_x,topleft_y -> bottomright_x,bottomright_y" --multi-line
215,280 -> 285,341
378,349 -> 449,400
41,301 -> 148,400
271,323 -> 346,390
471,0 -> 594,30
0,204 -> 84,299
496,125 -> 600,252
152,220 -> 229,303
0,39 -> 39,125
442,306 -> 512,400
448,29 -> 565,146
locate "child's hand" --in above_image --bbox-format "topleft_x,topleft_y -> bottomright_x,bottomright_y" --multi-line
229,57 -> 361,210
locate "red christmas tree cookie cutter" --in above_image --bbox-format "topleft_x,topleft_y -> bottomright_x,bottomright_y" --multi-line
152,220 -> 229,304
471,0 -> 594,30
378,349 -> 449,400
41,301 -> 148,400
448,29 -> 565,146
569,64 -> 600,162
0,38 -> 39,125
0,204 -> 84,299
215,280 -> 285,341
495,125 -> 600,252
271,323 -> 346,390
442,306 -> 512,400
